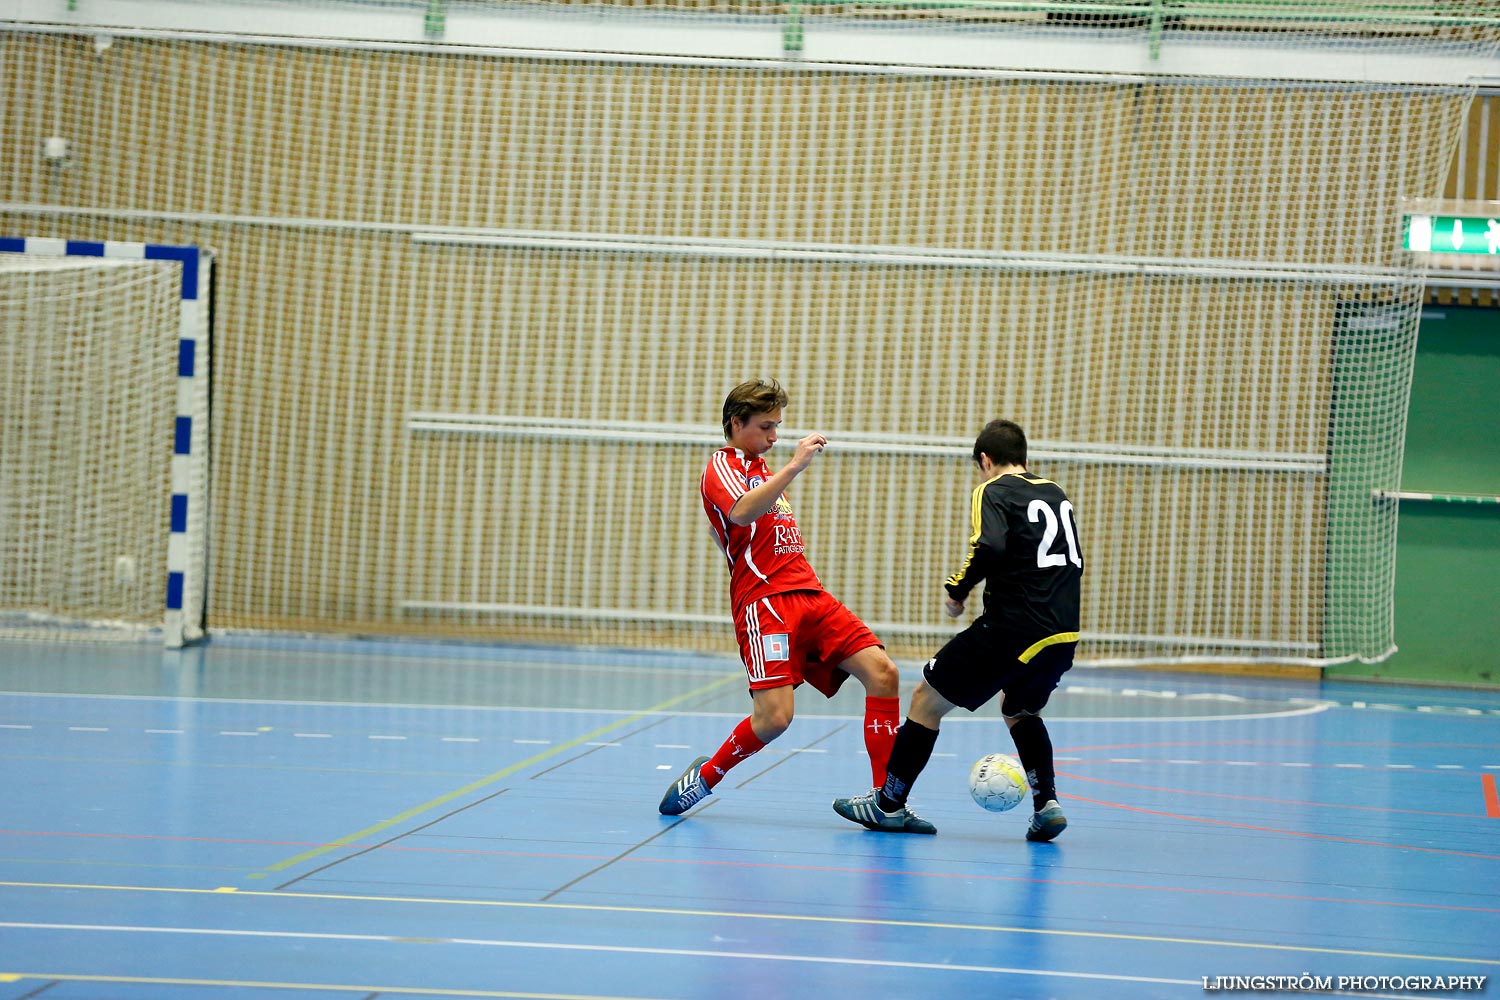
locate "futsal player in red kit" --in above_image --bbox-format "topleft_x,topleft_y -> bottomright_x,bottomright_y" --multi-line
657,378 -> 934,833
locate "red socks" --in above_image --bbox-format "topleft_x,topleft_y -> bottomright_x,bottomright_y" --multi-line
703,696 -> 900,790
702,717 -> 766,789
864,695 -> 901,788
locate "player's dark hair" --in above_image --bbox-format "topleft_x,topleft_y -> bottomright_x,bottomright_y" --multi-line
973,419 -> 1027,468
722,378 -> 789,439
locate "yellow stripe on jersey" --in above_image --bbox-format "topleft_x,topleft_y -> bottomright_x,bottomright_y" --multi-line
944,474 -> 1003,587
1018,631 -> 1080,664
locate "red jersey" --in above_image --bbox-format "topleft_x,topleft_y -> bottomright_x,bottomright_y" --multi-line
701,447 -> 823,612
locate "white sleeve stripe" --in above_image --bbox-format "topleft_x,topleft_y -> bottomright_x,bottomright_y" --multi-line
712,452 -> 747,499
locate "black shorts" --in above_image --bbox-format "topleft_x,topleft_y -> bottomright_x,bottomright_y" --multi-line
922,617 -> 1077,716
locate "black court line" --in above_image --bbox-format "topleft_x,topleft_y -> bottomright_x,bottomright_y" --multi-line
538,807 -> 712,903
537,721 -> 854,903
273,788 -> 512,891
273,687 -> 735,892
14,979 -> 59,1000
731,721 -> 849,791
526,713 -> 679,781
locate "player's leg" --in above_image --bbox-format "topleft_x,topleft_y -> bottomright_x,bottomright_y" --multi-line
829,678 -> 946,834
1004,711 -> 1057,809
660,601 -> 797,817
1000,643 -> 1075,841
703,683 -> 790,786
1004,711 -> 1066,841
831,626 -> 992,835
660,686 -> 792,816
875,678 -> 956,811
836,644 -> 901,787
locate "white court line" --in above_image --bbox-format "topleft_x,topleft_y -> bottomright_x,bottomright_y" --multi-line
0,922 -> 1199,988
441,737 -> 480,743
0,723 -> 33,729
0,688 -> 1349,724
68,727 -> 108,732
0,688 -> 746,715
294,733 -> 332,739
145,729 -> 183,734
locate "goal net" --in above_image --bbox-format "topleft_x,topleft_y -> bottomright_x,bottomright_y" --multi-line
0,242 -> 210,646
396,253 -> 1424,668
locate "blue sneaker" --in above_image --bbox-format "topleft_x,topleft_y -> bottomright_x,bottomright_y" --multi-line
659,756 -> 713,816
1025,799 -> 1067,842
832,789 -> 937,835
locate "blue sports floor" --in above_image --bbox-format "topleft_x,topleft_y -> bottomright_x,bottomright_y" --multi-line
0,637 -> 1496,999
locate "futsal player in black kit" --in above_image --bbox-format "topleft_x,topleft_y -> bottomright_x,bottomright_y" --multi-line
833,419 -> 1083,841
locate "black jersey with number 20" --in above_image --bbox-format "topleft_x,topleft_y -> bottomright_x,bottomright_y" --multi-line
944,472 -> 1083,640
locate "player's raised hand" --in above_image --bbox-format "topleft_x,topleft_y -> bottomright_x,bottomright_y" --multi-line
789,433 -> 828,471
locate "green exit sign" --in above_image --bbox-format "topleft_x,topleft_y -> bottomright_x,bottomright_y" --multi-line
1404,214 -> 1500,254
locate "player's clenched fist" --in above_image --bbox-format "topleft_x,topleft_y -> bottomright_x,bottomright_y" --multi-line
790,433 -> 827,470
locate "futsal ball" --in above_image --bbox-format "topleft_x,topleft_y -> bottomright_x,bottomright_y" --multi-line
968,753 -> 1028,812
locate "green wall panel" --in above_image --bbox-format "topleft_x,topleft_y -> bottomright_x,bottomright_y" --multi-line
1328,305 -> 1500,687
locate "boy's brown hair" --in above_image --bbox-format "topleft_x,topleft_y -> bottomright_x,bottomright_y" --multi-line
721,378 -> 789,439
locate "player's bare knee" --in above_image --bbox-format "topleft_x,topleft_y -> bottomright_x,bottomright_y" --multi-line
908,680 -> 953,730
752,711 -> 792,742
869,655 -> 899,697
848,648 -> 899,697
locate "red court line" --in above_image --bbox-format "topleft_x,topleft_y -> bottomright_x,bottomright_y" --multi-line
1057,770 -> 1479,818
1061,759 -> 1483,774
1484,773 -> 1500,818
1065,793 -> 1500,860
1060,740 -> 1496,753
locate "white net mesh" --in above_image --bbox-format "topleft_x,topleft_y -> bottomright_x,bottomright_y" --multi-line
2,9 -> 1491,663
0,256 -> 182,639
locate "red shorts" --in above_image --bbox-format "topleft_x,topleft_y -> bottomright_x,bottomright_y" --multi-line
733,590 -> 882,697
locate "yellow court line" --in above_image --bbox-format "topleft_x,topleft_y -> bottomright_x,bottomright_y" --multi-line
259,673 -> 742,874
0,973 -> 661,999
1,879 -> 1492,967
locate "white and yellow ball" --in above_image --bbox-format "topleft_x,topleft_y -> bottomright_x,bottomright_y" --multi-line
968,753 -> 1028,812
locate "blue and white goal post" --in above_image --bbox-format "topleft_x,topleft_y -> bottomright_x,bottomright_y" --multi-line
0,237 -> 212,648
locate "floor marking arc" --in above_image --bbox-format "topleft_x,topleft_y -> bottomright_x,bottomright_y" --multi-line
1,881 -> 1492,965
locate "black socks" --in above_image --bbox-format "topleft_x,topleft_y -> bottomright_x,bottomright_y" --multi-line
878,718 -> 939,811
1007,713 -> 1056,811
